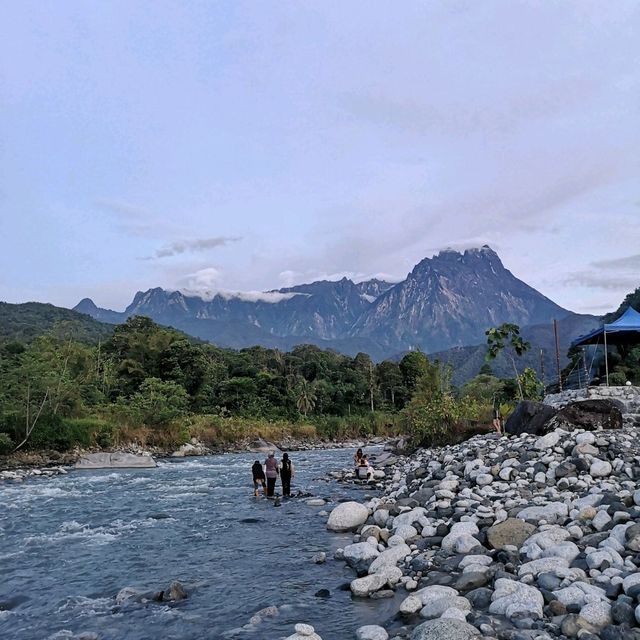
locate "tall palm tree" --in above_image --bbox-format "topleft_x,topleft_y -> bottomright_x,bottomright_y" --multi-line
295,378 -> 317,417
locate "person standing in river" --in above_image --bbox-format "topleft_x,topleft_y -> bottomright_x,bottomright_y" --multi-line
280,453 -> 295,497
251,460 -> 266,497
264,452 -> 280,497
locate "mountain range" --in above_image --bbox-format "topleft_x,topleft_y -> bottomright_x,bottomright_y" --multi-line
74,246 -> 599,367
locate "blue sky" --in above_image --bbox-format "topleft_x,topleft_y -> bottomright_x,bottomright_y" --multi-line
1,1 -> 639,314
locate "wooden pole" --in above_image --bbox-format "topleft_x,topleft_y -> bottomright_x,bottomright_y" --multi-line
554,319 -> 562,392
604,330 -> 609,386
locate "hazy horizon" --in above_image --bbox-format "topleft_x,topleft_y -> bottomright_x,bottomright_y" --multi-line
2,2 -> 639,315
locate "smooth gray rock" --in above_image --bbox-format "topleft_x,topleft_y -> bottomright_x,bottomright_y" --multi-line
420,596 -> 471,620
355,625 -> 388,640
75,452 -> 156,469
410,619 -> 481,640
487,518 -> 535,550
350,573 -> 387,597
343,542 -> 379,573
516,503 -> 568,524
326,502 -> 368,532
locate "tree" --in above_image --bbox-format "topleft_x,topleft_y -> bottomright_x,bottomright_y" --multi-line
518,367 -> 544,400
399,351 -> 430,393
295,378 -> 317,417
376,361 -> 404,408
130,377 -> 189,426
460,373 -> 506,406
486,323 -> 531,400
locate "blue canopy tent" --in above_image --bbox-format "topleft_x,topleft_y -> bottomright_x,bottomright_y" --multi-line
572,307 -> 640,385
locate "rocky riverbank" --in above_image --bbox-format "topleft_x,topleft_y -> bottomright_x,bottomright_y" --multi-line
324,422 -> 640,640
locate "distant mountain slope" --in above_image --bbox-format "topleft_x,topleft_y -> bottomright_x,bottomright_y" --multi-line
0,301 -> 114,344
351,246 -> 571,353
75,298 -> 125,324
602,285 -> 640,323
74,246 -> 590,361
430,312 -> 599,386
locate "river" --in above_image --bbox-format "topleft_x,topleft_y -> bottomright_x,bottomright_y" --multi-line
0,448 -> 400,640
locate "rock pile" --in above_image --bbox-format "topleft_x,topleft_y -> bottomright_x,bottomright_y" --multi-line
0,466 -> 68,482
327,424 -> 640,639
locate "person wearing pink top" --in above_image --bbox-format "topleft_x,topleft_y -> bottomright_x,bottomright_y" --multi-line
264,452 -> 280,497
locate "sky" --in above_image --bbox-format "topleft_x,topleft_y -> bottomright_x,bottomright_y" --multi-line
1,1 -> 639,315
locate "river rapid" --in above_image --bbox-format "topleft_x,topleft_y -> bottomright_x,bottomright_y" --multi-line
0,448 -> 399,640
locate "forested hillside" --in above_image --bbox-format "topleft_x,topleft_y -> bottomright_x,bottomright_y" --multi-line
0,302 -> 114,344
0,313 -> 537,454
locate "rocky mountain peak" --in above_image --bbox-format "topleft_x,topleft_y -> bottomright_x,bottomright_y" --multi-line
75,298 -> 99,313
74,247 -> 578,359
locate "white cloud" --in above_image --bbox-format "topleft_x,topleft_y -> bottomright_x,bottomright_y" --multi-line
147,236 -> 242,260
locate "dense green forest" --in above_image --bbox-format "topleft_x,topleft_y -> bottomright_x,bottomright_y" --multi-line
0,313 -> 535,455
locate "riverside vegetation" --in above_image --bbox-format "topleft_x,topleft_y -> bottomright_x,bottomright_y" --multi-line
0,314 -> 542,459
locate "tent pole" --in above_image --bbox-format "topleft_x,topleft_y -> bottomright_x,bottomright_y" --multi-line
604,330 -> 609,386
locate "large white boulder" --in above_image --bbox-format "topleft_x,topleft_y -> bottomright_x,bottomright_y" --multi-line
400,585 -> 459,615
75,452 -> 156,469
343,542 -> 380,573
489,578 -> 544,620
356,625 -> 388,640
351,573 -> 388,597
284,623 -> 322,640
410,619 -> 481,640
326,502 -> 369,532
516,503 -> 568,524
368,543 -> 411,574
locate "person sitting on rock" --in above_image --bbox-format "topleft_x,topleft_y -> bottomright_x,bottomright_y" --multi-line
356,454 -> 370,480
264,452 -> 280,497
362,454 -> 374,480
252,460 -> 266,497
354,448 -> 364,468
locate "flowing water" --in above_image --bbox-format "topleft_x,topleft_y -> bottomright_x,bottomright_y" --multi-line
0,448 -> 400,640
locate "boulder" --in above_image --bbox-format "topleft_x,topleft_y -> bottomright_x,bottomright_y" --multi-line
555,399 -> 623,431
343,542 -> 380,573
400,586 -> 459,615
356,626 -> 388,640
489,578 -> 544,620
326,502 -> 369,532
350,573 -> 387,597
504,400 -> 557,436
516,503 -> 568,524
420,596 -> 471,620
487,518 -> 535,550
368,543 -> 411,574
247,437 -> 281,454
75,452 -> 156,469
284,623 -> 322,640
410,619 -> 481,640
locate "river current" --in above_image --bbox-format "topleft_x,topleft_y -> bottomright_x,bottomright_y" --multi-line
0,448 -> 400,640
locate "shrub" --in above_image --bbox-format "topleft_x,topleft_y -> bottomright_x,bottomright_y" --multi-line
131,378 -> 189,426
608,371 -> 628,386
401,392 -> 462,447
0,433 -> 14,455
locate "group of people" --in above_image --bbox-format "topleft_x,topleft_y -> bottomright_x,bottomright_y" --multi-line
354,448 -> 374,480
251,452 -> 295,497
